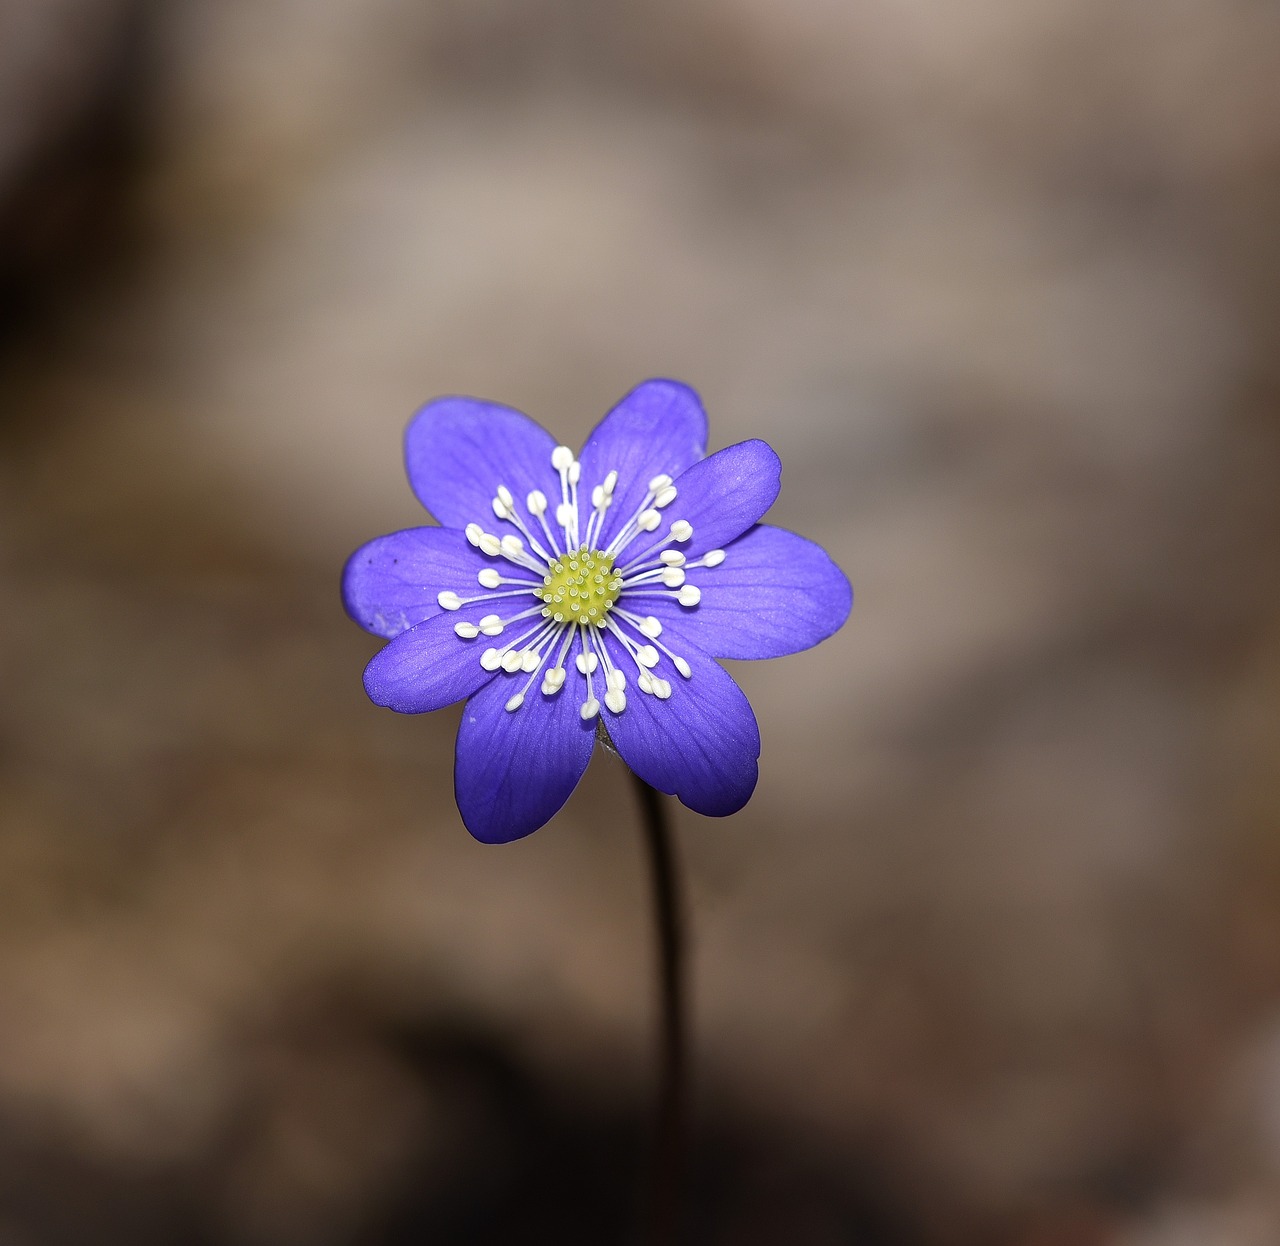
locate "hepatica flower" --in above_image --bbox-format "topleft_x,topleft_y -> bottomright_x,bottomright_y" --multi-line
343,380 -> 851,844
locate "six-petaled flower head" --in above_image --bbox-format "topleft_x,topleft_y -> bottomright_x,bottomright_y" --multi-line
342,380 -> 852,844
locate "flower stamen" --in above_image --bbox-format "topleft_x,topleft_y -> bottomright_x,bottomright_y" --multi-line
455,454 -> 724,716
578,622 -> 600,719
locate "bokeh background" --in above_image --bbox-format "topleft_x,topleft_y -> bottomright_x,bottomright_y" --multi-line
3,1 -> 1280,1242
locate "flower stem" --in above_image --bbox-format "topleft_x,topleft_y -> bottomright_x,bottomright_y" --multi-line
631,773 -> 686,1245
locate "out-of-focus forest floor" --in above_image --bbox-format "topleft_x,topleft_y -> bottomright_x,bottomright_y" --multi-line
2,2 -> 1280,1243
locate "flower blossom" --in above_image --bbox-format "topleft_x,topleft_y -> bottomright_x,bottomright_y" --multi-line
343,380 -> 851,843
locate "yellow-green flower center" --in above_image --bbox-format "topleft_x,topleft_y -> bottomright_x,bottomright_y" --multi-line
535,547 -> 623,626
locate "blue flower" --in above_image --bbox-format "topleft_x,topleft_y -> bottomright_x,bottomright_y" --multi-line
343,379 -> 852,844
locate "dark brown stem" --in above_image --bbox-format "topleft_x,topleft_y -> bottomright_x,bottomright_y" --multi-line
632,773 -> 686,1246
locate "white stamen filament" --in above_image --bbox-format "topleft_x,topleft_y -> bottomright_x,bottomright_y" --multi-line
438,586 -> 547,611
612,606 -> 661,640
587,628 -> 627,715
477,568 -> 540,590
614,586 -> 693,604
527,489 -> 562,557
578,623 -> 599,719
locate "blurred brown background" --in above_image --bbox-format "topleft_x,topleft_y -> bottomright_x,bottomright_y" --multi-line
2,1 -> 1280,1243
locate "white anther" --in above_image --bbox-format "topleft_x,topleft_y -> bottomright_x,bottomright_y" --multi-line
552,445 -> 574,471
670,520 -> 693,542
648,474 -> 672,492
555,502 -> 573,528
703,549 -> 726,567
454,621 -> 480,638
580,698 -> 600,720
521,650 -> 540,672
497,484 -> 514,509
677,585 -> 701,606
527,490 -> 548,516
500,534 -> 524,557
603,470 -> 619,495
479,614 -> 503,635
543,666 -> 566,689
637,645 -> 660,668
605,689 -> 627,714
492,496 -> 513,520
437,591 -> 462,611
654,486 -> 677,508
652,678 -> 672,699
637,671 -> 655,694
540,677 -> 560,695
575,652 -> 599,675
500,651 -> 523,673
505,692 -> 524,712
637,509 -> 661,532
477,568 -> 502,589
606,668 -> 626,691
478,534 -> 502,557
659,551 -> 685,567
638,616 -> 663,638
673,655 -> 692,679
480,648 -> 503,670
660,567 -> 686,588
568,460 -> 581,485
591,484 -> 605,509
465,523 -> 484,546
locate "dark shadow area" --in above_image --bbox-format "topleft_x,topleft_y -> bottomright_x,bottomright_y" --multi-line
0,1012 -> 920,1246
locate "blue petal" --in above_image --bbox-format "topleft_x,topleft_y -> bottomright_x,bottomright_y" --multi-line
342,526 -> 496,639
618,440 -> 781,564
576,379 -> 708,549
404,397 -> 560,530
633,524 -> 852,659
454,658 -> 597,844
363,605 -> 502,713
601,632 -> 759,817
